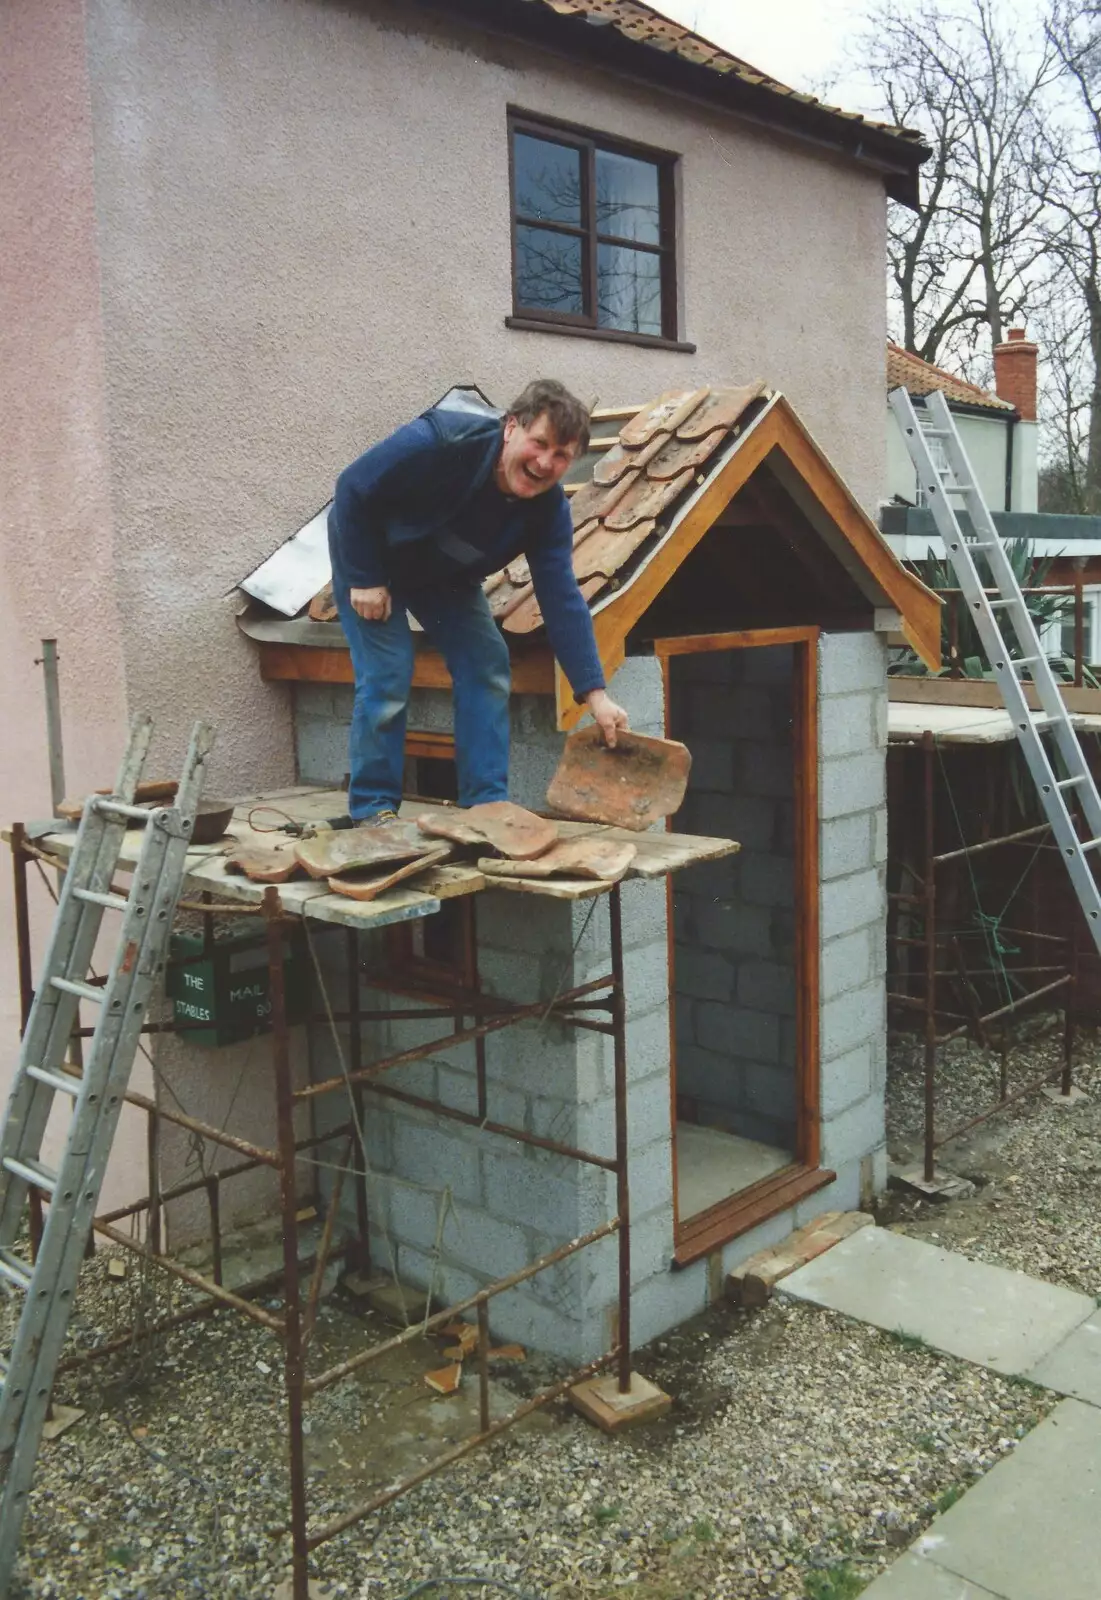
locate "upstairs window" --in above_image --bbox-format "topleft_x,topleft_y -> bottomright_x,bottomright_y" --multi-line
508,114 -> 678,343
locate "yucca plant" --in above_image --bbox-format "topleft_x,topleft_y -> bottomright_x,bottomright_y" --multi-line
890,538 -> 1076,678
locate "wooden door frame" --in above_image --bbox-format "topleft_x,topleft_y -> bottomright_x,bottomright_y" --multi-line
656,626 -> 833,1266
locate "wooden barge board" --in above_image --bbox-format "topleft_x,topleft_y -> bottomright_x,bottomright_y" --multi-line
8,786 -> 739,925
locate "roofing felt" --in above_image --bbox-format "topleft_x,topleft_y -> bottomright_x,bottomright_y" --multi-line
887,342 -> 1014,414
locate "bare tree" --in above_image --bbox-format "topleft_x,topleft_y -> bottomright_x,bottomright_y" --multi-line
1043,1 -> 1101,509
857,0 -> 1061,377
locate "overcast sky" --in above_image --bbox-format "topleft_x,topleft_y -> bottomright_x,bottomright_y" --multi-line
652,1 -> 872,104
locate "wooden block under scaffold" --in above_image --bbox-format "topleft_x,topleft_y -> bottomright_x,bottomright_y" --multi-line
570,1371 -> 672,1433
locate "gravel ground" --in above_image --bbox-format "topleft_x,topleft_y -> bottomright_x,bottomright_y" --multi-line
885,1016 -> 1101,1295
11,1260 -> 1051,1600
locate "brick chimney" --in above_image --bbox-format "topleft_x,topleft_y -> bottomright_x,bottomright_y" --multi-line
993,327 -> 1038,421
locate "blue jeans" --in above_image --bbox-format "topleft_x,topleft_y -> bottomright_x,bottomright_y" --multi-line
332,579 -> 512,819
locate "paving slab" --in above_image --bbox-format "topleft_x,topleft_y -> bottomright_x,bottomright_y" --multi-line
779,1227 -> 1093,1375
1026,1309 -> 1101,1405
885,1400 -> 1101,1600
860,1552 -> 1004,1598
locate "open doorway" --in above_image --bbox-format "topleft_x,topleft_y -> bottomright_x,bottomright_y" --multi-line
658,628 -> 821,1260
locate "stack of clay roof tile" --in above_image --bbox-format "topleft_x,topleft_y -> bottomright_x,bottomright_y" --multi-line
486,382 -> 768,635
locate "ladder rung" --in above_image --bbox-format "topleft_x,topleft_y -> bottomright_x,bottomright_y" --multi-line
2,1156 -> 57,1195
50,977 -> 104,1004
1080,838 -> 1101,853
1057,775 -> 1087,790
1011,656 -> 1040,668
72,887 -> 130,912
989,598 -> 1023,609
1023,714 -> 1060,729
91,798 -> 152,824
26,1064 -> 81,1097
0,1250 -> 32,1291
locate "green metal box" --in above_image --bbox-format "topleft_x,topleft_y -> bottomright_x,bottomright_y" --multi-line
166,918 -> 309,1048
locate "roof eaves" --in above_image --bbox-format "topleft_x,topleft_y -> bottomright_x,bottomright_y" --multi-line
424,0 -> 930,205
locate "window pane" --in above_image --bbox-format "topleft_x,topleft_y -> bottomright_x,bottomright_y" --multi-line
597,243 -> 662,335
595,149 -> 661,243
514,133 -> 582,225
516,225 -> 584,315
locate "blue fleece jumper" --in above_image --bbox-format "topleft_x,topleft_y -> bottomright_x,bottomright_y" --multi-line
327,405 -> 606,817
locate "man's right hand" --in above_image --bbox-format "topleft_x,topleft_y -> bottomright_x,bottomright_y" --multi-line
350,586 -> 392,621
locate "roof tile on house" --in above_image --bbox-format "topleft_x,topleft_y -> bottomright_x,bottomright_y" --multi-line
517,0 -> 926,153
487,383 -> 769,633
887,342 -> 1014,413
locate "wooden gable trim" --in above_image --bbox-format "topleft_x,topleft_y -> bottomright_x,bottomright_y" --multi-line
258,640 -> 556,695
555,398 -> 941,727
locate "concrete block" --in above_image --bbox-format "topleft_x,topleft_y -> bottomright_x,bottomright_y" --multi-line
720,1207 -> 802,1278
407,688 -> 455,732
820,751 -> 886,820
629,1205 -> 675,1283
483,1020 -> 594,1103
294,684 -> 337,720
627,1069 -> 678,1151
874,807 -> 889,866
736,959 -> 795,1016
819,1040 -> 873,1117
629,1256 -> 708,1349
819,691 -> 877,760
819,868 -> 883,941
820,925 -> 873,999
615,878 -> 669,951
697,1002 -> 780,1063
741,1060 -> 797,1124
672,851 -> 741,899
296,717 -> 349,786
674,1041 -> 740,1109
740,741 -> 794,800
381,1056 -> 438,1104
739,853 -> 795,909
478,945 -> 554,1005
818,631 -> 885,697
529,1095 -> 578,1146
602,1009 -> 672,1086
508,739 -> 561,813
675,946 -> 734,1003
397,1244 -> 481,1315
821,981 -> 883,1058
687,896 -> 765,956
607,653 -> 665,725
627,1136 -> 674,1218
483,1154 -> 580,1235
820,812 -> 876,882
392,1118 -> 483,1205
818,1093 -> 885,1170
684,737 -> 734,792
445,1198 -> 533,1280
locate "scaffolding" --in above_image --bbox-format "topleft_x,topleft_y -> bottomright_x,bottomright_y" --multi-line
887,729 -> 1079,1185
4,795 -> 732,1597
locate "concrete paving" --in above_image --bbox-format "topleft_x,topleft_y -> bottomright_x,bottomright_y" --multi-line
860,1399 -> 1101,1600
1026,1309 -> 1101,1405
779,1226 -> 1094,1375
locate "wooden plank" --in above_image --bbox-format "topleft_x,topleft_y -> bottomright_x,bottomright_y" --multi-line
305,886 -> 441,929
889,676 -> 1101,714
655,626 -> 819,657
673,1164 -> 836,1266
413,864 -> 486,899
794,636 -> 822,1169
258,640 -> 555,695
480,874 -> 610,900
551,822 -> 740,877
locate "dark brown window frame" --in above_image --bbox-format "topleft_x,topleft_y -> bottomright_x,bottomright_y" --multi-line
507,109 -> 683,347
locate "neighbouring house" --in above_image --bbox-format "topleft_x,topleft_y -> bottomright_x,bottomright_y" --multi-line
2,0 -> 932,1332
240,380 -> 937,1354
881,335 -> 1101,667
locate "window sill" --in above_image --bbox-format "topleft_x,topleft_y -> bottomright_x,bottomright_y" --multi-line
672,1163 -> 836,1267
505,316 -> 696,354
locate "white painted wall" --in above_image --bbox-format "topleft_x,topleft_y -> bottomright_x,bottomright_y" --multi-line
886,406 -> 1035,514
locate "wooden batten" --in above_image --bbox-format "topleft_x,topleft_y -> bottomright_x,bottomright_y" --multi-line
258,641 -> 556,696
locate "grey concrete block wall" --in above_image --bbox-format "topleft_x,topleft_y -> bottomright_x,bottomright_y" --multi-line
669,645 -> 798,1149
815,630 -> 888,1205
295,629 -> 891,1362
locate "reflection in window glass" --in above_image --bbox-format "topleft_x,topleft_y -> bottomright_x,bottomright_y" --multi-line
597,243 -> 662,335
595,149 -> 661,243
514,134 -> 582,225
516,225 -> 584,314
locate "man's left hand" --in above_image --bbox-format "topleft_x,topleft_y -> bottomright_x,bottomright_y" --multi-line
585,689 -> 630,749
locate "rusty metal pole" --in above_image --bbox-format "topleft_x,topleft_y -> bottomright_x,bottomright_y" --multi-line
264,888 -> 310,1600
1062,921 -> 1078,1097
923,732 -> 937,1184
11,826 -> 34,1031
37,639 -> 66,815
147,1106 -> 162,1255
609,884 -> 632,1393
1075,571 -> 1085,688
346,927 -> 370,1271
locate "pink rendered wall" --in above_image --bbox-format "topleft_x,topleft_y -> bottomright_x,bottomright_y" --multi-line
0,0 -> 145,1214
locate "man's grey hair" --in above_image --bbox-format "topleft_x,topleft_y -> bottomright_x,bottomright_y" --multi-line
506,378 -> 590,453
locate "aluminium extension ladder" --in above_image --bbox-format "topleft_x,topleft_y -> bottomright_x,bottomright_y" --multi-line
0,713 -> 213,1592
890,384 -> 1101,958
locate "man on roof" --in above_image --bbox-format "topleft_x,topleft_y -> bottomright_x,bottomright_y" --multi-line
327,378 -> 629,823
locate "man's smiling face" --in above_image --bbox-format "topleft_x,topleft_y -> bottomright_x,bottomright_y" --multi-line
495,410 -> 580,499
